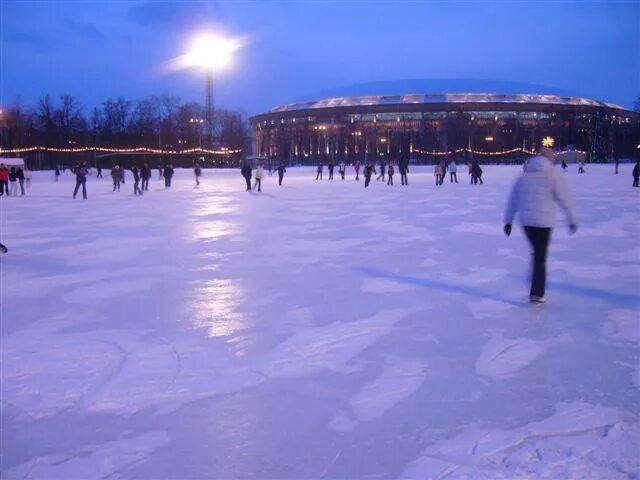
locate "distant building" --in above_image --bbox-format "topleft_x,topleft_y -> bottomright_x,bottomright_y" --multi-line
250,93 -> 640,162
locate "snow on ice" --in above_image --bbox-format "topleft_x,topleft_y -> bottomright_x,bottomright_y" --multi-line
1,164 -> 639,478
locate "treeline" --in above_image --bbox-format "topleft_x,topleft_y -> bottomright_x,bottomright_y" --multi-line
2,94 -> 251,151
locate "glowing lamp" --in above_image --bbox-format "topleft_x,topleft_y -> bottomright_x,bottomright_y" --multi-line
184,34 -> 241,71
542,136 -> 555,147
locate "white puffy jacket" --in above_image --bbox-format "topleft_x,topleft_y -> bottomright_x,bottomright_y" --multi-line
504,156 -> 578,228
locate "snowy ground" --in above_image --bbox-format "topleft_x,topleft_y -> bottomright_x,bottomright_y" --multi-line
1,164 -> 639,479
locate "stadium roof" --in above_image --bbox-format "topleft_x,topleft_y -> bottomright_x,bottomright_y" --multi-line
269,93 -> 628,114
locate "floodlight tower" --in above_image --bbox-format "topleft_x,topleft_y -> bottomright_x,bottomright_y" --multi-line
184,34 -> 240,148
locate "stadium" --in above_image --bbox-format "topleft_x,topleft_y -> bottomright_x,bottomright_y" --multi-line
250,92 -> 640,164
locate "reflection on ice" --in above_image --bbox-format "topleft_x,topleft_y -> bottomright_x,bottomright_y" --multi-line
190,278 -> 246,338
190,220 -> 237,241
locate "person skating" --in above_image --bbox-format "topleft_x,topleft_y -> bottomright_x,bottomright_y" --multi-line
439,159 -> 448,185
194,163 -> 202,186
328,161 -> 335,180
615,158 -> 619,175
363,162 -> 376,188
131,166 -> 143,195
632,161 -> 639,187
253,164 -> 264,192
241,162 -> 252,191
339,161 -> 346,180
387,162 -> 395,185
16,167 -> 25,195
72,163 -> 89,199
468,162 -> 474,184
561,159 -> 568,173
163,164 -> 174,187
158,167 -> 163,180
434,163 -> 444,186
276,162 -> 286,186
0,164 -> 9,196
578,161 -> 586,174
399,154 -> 409,185
354,160 -> 361,181
111,166 -> 122,191
376,161 -> 386,182
55,166 -> 61,182
8,168 -> 18,195
140,163 -> 151,191
472,161 -> 483,184
316,162 -> 323,180
96,165 -> 103,178
504,148 -> 578,303
449,160 -> 458,183
24,168 -> 32,189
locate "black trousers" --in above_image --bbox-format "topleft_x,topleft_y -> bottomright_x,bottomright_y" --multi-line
244,176 -> 251,190
316,171 -> 322,180
387,174 -> 393,185
364,176 -> 371,187
400,172 -> 408,185
134,180 -> 142,195
524,226 -> 551,298
113,179 -> 120,191
253,178 -> 261,191
633,177 -> 639,187
73,179 -> 87,199
164,177 -> 171,187
278,173 -> 284,185
329,169 -> 334,180
0,180 -> 7,195
450,172 -> 458,183
141,177 -> 149,190
341,171 -> 345,180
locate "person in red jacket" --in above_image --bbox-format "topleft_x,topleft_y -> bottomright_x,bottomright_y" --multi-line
354,160 -> 361,181
0,164 -> 9,196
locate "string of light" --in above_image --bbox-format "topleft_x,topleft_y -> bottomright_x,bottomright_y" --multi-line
0,146 -> 243,155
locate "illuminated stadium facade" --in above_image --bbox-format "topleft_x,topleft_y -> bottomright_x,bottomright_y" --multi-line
250,93 -> 640,163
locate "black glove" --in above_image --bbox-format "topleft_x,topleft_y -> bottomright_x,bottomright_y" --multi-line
504,224 -> 512,237
569,224 -> 578,235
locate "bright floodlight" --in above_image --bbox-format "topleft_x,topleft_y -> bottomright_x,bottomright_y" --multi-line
184,34 -> 240,71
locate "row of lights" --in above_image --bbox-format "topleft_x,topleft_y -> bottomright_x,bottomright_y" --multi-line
0,146 -> 242,155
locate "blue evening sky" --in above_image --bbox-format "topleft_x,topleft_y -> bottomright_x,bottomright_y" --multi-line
1,1 -> 638,115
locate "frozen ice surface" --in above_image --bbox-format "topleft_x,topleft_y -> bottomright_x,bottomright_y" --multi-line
1,164 -> 639,479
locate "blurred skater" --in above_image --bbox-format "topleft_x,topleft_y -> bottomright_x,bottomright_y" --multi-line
434,163 -> 444,186
387,162 -> 394,185
16,166 -> 25,195
316,162 -> 323,180
376,161 -> 386,182
472,161 -> 483,184
363,162 -> 376,188
354,160 -> 361,181
72,163 -> 88,199
578,161 -> 586,174
163,164 -> 174,187
131,165 -> 143,195
449,159 -> 458,183
55,166 -> 60,182
253,164 -> 264,192
632,160 -> 639,187
0,164 -> 9,196
399,154 -> 409,186
194,163 -> 202,186
140,163 -> 151,191
111,166 -> 122,191
339,161 -> 346,180
241,162 -> 252,191
504,148 -> 578,303
276,162 -> 286,186
8,168 -> 17,195
328,160 -> 335,180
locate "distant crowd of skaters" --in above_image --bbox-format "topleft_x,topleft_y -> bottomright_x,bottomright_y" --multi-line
2,153 -> 637,201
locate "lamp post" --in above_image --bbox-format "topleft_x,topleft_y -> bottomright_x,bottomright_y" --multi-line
190,117 -> 204,148
183,34 -> 241,148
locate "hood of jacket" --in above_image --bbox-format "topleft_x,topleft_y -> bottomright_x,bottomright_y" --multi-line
526,155 -> 552,173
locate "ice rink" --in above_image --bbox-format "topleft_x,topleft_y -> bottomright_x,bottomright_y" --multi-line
1,163 -> 639,478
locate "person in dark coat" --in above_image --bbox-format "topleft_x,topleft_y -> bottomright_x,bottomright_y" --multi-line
140,163 -> 151,191
96,165 -> 103,178
72,163 -> 88,199
632,161 -> 639,187
8,167 -> 18,195
241,163 -> 252,191
111,166 -> 122,191
328,160 -> 335,180
194,163 -> 202,186
276,162 -> 286,186
472,161 -> 483,185
363,162 -> 376,188
387,162 -> 395,185
163,164 -> 174,187
316,162 -> 323,180
399,155 -> 409,186
131,166 -> 143,195
16,167 -> 25,195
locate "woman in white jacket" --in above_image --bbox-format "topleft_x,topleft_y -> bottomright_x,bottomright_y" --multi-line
504,148 -> 578,303
253,164 -> 264,192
